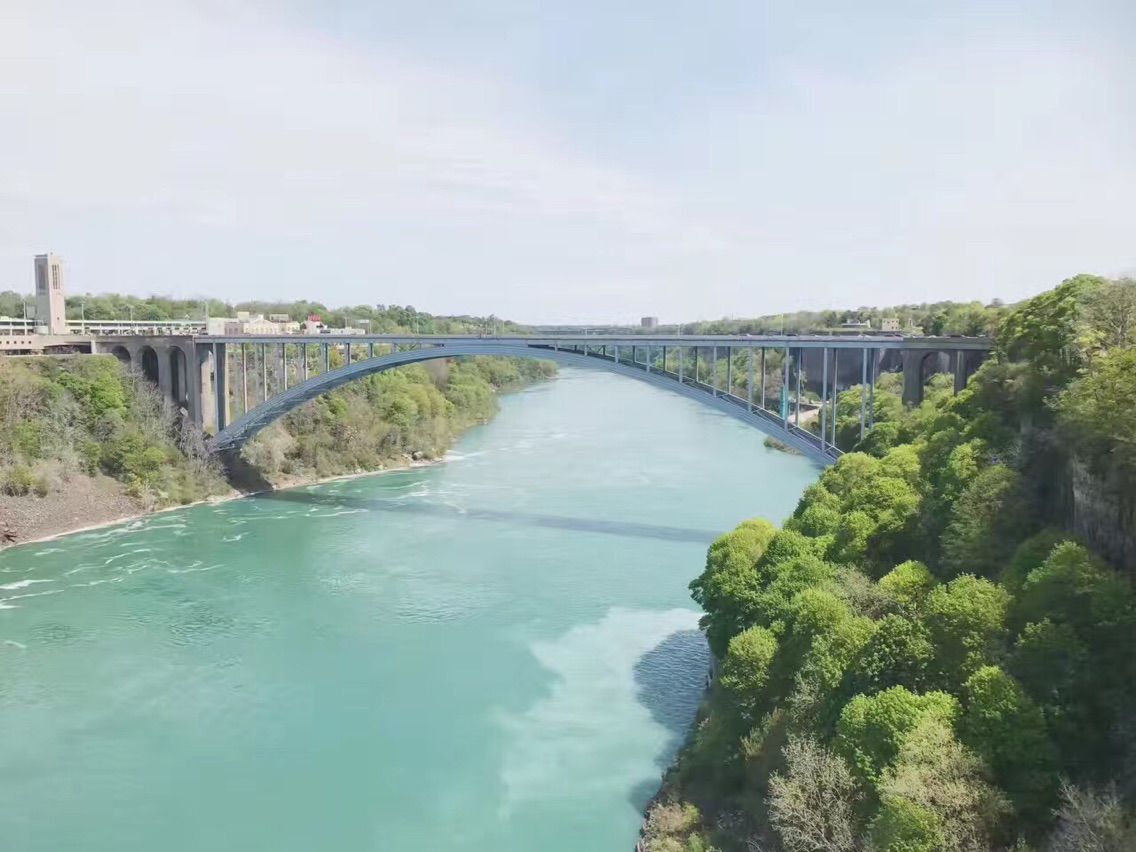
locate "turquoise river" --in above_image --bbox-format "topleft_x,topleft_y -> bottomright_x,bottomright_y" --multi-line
0,369 -> 819,851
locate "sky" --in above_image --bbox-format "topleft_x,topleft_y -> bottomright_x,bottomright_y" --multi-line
1,0 -> 1134,324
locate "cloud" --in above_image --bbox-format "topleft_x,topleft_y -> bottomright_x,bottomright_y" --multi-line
1,0 -> 1132,321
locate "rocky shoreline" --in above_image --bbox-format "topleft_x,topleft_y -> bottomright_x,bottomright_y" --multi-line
0,453 -> 442,552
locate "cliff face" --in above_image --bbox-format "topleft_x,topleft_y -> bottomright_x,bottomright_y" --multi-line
1069,458 -> 1136,578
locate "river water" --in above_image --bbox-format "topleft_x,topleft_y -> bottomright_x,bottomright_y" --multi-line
0,369 -> 818,851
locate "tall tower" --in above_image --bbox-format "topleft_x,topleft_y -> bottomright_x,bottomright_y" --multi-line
34,253 -> 67,335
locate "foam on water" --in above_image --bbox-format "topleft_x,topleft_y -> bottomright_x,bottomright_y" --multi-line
498,607 -> 707,811
0,579 -> 54,591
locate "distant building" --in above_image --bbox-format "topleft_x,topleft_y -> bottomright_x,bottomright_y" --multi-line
267,313 -> 291,323
206,314 -> 285,335
640,316 -> 659,329
840,319 -> 872,329
881,317 -> 901,332
34,253 -> 67,335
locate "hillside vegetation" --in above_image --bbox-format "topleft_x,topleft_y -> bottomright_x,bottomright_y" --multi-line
0,352 -> 554,541
0,356 -> 225,508
241,356 -> 555,482
646,275 -> 1136,852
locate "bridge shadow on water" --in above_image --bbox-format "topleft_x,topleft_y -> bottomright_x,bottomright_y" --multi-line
254,489 -> 720,545
628,629 -> 711,812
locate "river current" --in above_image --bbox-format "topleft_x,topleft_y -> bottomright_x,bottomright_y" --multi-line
0,369 -> 818,851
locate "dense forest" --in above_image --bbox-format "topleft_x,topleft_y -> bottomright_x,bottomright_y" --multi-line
644,275 -> 1136,851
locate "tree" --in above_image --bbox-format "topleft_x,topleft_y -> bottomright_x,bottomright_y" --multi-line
939,465 -> 1032,579
835,686 -> 959,786
878,561 -> 936,612
878,717 -> 1011,852
869,797 -> 944,852
719,626 -> 778,721
1056,347 -> 1136,477
767,736 -> 861,852
689,519 -> 778,657
924,575 -> 1009,686
1044,782 -> 1136,852
960,666 -> 1058,820
842,614 -> 935,698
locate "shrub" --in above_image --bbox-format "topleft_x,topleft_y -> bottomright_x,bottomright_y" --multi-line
2,465 -> 35,496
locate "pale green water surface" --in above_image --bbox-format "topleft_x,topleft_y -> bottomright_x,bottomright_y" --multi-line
0,369 -> 818,851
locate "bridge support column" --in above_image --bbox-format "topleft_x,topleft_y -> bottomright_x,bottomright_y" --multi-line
156,345 -> 174,401
831,350 -> 839,449
860,347 -> 868,443
869,349 -> 876,426
241,344 -> 248,416
781,346 -> 790,424
747,348 -> 754,411
953,350 -> 968,394
198,345 -> 217,432
901,350 -> 924,406
820,347 -> 829,452
760,348 -> 766,411
795,349 -> 802,426
213,343 -> 229,431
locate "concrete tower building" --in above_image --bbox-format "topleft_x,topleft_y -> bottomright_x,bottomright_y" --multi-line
34,254 -> 68,335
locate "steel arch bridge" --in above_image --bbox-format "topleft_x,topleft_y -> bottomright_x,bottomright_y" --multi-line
200,335 -> 992,466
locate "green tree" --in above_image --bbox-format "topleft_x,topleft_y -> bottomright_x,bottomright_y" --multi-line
878,561 -> 937,612
835,686 -> 959,786
924,575 -> 1009,686
959,666 -> 1057,820
939,465 -> 1032,579
719,626 -> 778,721
869,797 -> 944,852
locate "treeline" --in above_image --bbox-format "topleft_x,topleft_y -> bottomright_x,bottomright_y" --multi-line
674,300 -> 1007,337
0,290 -> 528,336
240,356 -> 555,483
646,275 -> 1136,851
0,357 -> 225,507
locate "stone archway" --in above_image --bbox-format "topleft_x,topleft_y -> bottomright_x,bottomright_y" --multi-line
139,346 -> 160,385
168,347 -> 189,406
109,345 -> 131,365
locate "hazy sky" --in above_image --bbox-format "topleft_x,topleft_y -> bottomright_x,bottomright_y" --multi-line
2,0 -> 1133,323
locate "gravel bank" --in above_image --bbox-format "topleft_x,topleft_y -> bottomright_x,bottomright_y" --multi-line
0,475 -> 145,548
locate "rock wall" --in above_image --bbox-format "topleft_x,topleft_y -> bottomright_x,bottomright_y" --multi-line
1069,458 -> 1136,577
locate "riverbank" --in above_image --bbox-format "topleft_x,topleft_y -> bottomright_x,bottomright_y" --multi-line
0,447 -> 459,552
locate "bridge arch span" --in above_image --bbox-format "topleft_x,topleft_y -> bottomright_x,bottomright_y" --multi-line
209,344 -> 832,463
